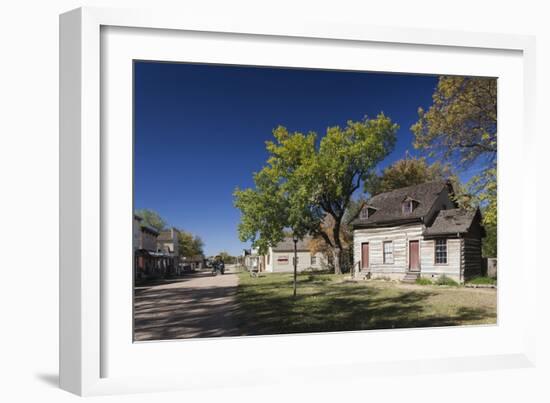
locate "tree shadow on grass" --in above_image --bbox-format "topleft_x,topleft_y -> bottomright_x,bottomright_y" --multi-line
236,281 -> 496,336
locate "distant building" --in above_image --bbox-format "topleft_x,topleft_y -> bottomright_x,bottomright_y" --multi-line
264,237 -> 327,273
157,228 -> 180,275
180,255 -> 205,271
157,227 -> 180,255
243,248 -> 265,272
139,223 -> 159,252
133,215 -> 143,252
133,215 -> 173,280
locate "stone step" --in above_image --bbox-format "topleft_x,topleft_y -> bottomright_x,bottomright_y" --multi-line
402,272 -> 420,283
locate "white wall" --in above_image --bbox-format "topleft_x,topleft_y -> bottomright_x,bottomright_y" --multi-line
2,1 -> 548,403
266,249 -> 326,272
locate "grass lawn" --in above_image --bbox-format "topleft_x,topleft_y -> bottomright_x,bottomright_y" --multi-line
466,276 -> 497,285
236,271 -> 496,336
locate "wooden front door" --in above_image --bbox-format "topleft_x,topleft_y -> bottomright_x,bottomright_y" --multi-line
409,240 -> 420,271
361,242 -> 369,270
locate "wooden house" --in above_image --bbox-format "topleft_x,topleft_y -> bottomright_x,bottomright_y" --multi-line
351,181 -> 485,283
133,215 -> 175,280
264,237 -> 328,273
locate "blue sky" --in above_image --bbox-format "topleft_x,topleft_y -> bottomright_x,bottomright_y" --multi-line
134,62 -> 477,256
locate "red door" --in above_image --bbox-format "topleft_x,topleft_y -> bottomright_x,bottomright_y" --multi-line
409,240 -> 420,272
361,243 -> 369,270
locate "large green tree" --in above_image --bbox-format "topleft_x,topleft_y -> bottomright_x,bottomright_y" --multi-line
365,156 -> 450,196
135,208 -> 166,231
234,114 -> 398,274
234,129 -> 317,255
177,231 -> 204,257
411,76 -> 497,256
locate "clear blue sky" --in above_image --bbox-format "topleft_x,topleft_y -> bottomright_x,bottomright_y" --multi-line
134,62 -> 475,256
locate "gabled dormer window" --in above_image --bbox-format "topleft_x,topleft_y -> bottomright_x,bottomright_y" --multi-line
402,197 -> 418,214
360,204 -> 377,219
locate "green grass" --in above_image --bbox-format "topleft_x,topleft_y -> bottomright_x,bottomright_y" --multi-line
466,276 -> 497,285
435,274 -> 459,287
235,272 -> 496,336
415,277 -> 433,285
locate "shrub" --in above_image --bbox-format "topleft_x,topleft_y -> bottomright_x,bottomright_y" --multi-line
436,275 -> 459,286
415,277 -> 432,285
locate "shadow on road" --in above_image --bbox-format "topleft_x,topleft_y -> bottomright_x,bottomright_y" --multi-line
134,271 -> 240,341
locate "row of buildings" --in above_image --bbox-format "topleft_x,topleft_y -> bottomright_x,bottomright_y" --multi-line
133,215 -> 204,280
243,181 -> 486,283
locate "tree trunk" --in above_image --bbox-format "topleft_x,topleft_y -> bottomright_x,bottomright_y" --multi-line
332,217 -> 343,275
333,247 -> 342,275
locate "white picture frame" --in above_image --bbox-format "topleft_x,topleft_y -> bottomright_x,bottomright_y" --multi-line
59,6 -> 537,396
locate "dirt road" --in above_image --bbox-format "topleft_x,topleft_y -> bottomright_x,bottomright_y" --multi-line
134,266 -> 240,341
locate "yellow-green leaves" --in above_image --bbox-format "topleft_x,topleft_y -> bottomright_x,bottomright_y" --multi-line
177,231 -> 204,257
233,113 -> 398,270
411,76 -> 497,168
412,76 -> 497,257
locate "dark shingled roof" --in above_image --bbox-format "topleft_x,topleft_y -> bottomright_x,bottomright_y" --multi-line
423,208 -> 478,236
351,180 -> 451,227
272,237 -> 313,252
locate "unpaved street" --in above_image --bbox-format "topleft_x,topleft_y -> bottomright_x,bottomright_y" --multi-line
134,266 -> 240,341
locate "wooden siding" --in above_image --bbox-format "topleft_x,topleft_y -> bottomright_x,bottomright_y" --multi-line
462,238 -> 483,280
265,250 -> 327,272
420,238 -> 461,278
354,224 -> 462,280
353,224 -> 424,274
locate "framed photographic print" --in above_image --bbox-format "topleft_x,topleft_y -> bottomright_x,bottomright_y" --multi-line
60,6 -> 537,396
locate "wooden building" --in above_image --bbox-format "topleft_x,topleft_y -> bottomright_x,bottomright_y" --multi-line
351,181 -> 485,283
264,237 -> 328,273
133,214 -> 175,280
157,227 -> 180,275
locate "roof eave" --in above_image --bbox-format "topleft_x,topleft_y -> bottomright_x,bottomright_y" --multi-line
352,217 -> 423,229
423,230 -> 466,238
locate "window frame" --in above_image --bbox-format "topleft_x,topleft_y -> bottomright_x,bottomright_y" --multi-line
277,255 -> 289,265
383,241 -> 394,264
402,200 -> 413,214
434,238 -> 448,265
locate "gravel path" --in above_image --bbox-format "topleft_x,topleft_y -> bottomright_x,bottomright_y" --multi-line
134,266 -> 240,341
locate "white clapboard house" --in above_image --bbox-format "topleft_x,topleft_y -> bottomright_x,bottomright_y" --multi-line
351,181 -> 485,283
264,237 -> 327,273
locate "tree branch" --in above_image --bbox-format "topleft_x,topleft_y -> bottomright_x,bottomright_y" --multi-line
316,229 -> 333,248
